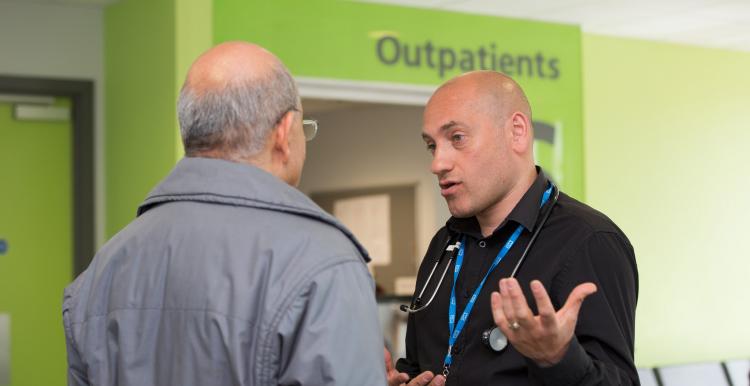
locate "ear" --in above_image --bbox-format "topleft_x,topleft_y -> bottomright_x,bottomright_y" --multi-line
272,110 -> 295,163
508,112 -> 532,153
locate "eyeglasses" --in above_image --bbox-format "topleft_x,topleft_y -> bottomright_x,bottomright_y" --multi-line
302,119 -> 318,141
276,107 -> 318,142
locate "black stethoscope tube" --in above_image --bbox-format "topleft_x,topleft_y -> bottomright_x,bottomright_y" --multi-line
509,186 -> 559,278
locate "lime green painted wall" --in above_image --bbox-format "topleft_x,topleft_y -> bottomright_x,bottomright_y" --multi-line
583,34 -> 750,366
105,0 -> 213,237
175,0 -> 213,159
213,0 -> 585,199
105,0 -> 178,237
0,98 -> 72,386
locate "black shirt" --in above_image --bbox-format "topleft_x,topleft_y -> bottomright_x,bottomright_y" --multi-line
396,168 -> 639,385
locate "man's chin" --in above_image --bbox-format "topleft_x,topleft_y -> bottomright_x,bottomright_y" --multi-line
447,205 -> 475,219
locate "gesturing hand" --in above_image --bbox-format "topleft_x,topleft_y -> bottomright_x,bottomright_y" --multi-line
490,278 -> 597,367
385,348 -> 446,386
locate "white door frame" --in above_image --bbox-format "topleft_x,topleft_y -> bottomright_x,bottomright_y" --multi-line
296,77 -> 436,106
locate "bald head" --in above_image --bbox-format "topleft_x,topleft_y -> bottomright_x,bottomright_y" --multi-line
431,70 -> 532,124
184,42 -> 281,96
423,70 -> 537,169
423,71 -> 537,225
178,41 -> 300,160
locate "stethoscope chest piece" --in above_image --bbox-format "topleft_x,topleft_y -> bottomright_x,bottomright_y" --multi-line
481,327 -> 508,352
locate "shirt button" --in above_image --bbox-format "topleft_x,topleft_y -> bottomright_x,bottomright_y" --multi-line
478,240 -> 487,248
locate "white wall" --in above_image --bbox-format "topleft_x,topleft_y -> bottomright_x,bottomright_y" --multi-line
0,1 -> 105,246
299,103 -> 450,264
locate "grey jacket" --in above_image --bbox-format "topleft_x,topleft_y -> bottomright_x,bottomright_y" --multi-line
63,157 -> 387,386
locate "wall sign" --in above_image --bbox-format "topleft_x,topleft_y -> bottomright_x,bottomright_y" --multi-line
375,36 -> 561,80
214,0 -> 584,198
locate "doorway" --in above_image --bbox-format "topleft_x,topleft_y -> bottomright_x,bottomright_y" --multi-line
0,76 -> 94,386
0,97 -> 72,386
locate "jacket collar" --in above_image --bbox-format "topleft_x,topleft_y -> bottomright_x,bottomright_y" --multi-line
137,157 -> 371,262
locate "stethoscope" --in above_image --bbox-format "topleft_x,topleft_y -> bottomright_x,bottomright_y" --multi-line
400,183 -> 560,353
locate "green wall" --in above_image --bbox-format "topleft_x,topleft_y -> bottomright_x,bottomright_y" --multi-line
105,0 -> 212,237
175,0 -> 213,159
583,34 -> 750,366
105,0 -> 178,237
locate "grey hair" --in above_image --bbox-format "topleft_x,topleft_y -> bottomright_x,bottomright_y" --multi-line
177,62 -> 300,159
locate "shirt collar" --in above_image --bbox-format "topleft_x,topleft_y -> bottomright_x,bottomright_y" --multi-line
446,166 -> 549,239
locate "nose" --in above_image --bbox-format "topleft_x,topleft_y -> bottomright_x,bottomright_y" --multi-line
430,146 -> 453,176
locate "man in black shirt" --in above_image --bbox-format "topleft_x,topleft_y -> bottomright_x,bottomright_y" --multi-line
387,71 -> 638,385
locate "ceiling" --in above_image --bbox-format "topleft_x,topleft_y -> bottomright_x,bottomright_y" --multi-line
0,0 -> 117,7
360,0 -> 750,52
5,0 -> 748,52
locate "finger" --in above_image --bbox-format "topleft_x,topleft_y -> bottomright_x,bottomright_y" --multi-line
561,282 -> 597,318
384,348 -> 394,372
499,280 -> 518,329
490,291 -> 508,326
429,374 -> 446,386
491,291 -> 514,336
387,372 -> 409,386
530,280 -> 556,329
506,278 -> 534,325
407,371 -> 435,386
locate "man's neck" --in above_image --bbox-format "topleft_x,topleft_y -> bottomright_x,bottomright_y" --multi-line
476,167 -> 537,238
192,151 -> 284,182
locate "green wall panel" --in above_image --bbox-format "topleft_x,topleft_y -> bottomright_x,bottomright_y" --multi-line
105,0 -> 179,237
583,34 -> 750,366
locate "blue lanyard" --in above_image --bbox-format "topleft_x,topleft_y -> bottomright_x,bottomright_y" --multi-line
444,184 -> 554,369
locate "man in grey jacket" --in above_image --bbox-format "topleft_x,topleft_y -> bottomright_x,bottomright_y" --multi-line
63,42 -> 387,385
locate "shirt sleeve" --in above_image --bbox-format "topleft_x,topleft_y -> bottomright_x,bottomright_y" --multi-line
275,258 -> 387,386
527,231 -> 639,386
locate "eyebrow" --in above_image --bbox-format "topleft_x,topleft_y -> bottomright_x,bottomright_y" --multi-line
421,120 -> 461,141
